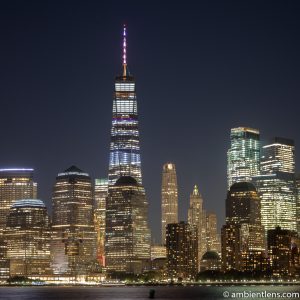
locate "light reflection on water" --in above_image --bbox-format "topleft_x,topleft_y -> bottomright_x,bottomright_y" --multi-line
0,285 -> 299,300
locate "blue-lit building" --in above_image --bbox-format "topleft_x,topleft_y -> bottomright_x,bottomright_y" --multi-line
105,26 -> 151,275
108,25 -> 142,186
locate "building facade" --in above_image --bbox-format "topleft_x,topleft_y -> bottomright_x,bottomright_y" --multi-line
227,127 -> 260,189
221,182 -> 265,271
51,166 -> 96,276
161,163 -> 178,244
105,176 -> 151,274
0,168 -> 37,279
94,178 -> 108,267
206,212 -> 221,253
267,227 -> 300,277
166,222 -> 198,280
253,138 -> 297,233
0,169 -> 37,232
108,25 -> 142,186
5,199 -> 51,276
187,185 -> 206,270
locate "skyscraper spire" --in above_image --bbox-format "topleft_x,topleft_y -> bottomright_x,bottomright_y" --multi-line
108,24 -> 142,185
122,24 -> 127,77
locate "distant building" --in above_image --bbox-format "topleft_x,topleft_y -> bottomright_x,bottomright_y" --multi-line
0,168 -> 37,280
221,182 -> 265,271
227,127 -> 260,189
5,199 -> 51,276
51,166 -> 96,276
254,138 -> 297,233
161,163 -> 178,244
187,185 -> 206,270
267,227 -> 300,277
206,212 -> 221,253
296,174 -> 300,235
94,178 -> 108,267
166,222 -> 198,280
105,176 -> 151,275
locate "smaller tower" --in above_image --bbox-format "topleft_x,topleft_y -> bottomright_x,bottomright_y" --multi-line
161,163 -> 178,245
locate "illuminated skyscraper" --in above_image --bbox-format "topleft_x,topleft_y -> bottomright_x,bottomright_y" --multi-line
5,199 -> 51,276
253,138 -> 297,233
227,127 -> 260,189
221,182 -> 265,271
166,222 -> 198,280
161,163 -> 178,244
0,169 -> 37,232
94,178 -> 108,266
108,25 -> 142,186
187,185 -> 206,269
0,168 -> 37,279
51,166 -> 96,276
105,176 -> 151,274
206,212 -> 221,253
105,26 -> 151,276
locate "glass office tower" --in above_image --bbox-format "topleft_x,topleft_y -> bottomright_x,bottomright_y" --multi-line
0,168 -> 37,280
105,176 -> 151,274
227,127 -> 260,189
0,168 -> 37,232
108,25 -> 142,186
105,26 -> 151,276
51,166 -> 96,276
5,199 -> 51,276
253,137 -> 297,233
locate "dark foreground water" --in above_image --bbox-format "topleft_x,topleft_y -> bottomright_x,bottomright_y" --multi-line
0,285 -> 299,300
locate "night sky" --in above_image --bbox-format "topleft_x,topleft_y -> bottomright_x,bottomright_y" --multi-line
1,1 -> 300,243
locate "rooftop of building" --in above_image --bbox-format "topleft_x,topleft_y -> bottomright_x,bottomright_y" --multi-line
115,176 -> 138,186
0,168 -> 34,178
57,165 -> 90,178
11,199 -> 46,209
229,182 -> 257,193
201,251 -> 220,261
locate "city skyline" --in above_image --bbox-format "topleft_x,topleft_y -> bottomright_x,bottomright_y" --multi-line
2,0 -> 300,242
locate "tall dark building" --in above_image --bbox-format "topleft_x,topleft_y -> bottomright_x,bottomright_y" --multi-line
105,176 -> 150,274
166,222 -> 198,280
221,182 -> 265,271
51,166 -> 96,276
108,25 -> 142,186
267,227 -> 300,277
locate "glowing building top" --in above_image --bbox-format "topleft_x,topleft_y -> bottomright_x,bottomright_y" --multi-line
108,25 -> 142,185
